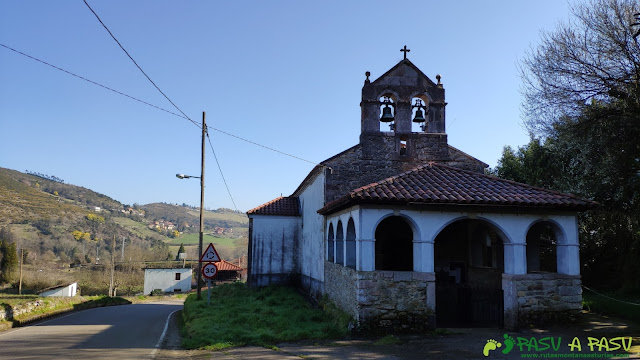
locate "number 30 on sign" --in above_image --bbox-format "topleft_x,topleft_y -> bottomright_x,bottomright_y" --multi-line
202,262 -> 218,279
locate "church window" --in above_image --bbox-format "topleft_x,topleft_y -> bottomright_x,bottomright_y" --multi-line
345,218 -> 356,269
375,216 -> 413,271
399,140 -> 408,156
327,223 -> 335,262
336,220 -> 344,265
526,222 -> 557,273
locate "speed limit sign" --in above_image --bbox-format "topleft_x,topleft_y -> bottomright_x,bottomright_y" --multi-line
202,262 -> 218,279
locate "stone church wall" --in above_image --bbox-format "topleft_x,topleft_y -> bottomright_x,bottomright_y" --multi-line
503,273 -> 582,328
324,263 -> 434,331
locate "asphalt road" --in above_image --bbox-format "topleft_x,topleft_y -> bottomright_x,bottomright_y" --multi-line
0,299 -> 183,360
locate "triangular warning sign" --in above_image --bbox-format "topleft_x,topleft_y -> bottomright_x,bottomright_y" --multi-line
200,243 -> 221,262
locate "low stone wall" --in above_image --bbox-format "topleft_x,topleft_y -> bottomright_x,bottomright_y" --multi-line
324,262 -> 358,317
324,262 -> 435,331
503,273 -> 582,328
0,300 -> 47,321
357,270 -> 434,331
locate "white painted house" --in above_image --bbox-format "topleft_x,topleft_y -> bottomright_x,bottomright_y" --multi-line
39,282 -> 78,297
247,55 -> 596,330
143,268 -> 192,295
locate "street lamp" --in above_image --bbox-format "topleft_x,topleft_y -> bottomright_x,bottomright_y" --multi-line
176,111 -> 207,300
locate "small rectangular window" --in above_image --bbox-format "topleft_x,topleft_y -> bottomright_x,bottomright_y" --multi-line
175,273 -> 181,281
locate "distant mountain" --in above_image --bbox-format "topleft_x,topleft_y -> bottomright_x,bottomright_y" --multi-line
0,168 -> 247,267
141,202 -> 248,232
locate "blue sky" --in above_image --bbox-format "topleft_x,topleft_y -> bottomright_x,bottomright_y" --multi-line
0,1 -> 572,212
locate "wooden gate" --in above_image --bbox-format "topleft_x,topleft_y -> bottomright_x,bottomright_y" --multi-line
436,283 -> 504,327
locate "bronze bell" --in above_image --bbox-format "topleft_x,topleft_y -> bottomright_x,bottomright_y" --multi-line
380,104 -> 394,122
412,108 -> 426,123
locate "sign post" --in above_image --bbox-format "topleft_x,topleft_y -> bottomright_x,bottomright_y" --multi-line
201,262 -> 218,305
200,243 -> 220,305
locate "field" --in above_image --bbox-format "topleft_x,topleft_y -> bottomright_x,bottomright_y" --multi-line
111,217 -> 168,242
186,210 -> 248,225
166,233 -> 236,246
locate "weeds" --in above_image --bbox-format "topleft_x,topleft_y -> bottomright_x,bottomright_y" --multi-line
181,283 -> 350,350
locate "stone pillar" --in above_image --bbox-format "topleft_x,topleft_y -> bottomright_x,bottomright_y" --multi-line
413,239 -> 434,272
502,274 -> 519,330
394,100 -> 412,134
557,244 -> 580,275
358,239 -> 375,271
504,243 -> 527,274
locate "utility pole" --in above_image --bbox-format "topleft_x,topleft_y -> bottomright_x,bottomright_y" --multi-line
109,234 -> 115,297
18,249 -> 24,295
197,111 -> 206,300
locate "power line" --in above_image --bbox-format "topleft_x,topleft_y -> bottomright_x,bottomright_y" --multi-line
209,126 -> 331,169
82,0 -> 199,128
206,131 -> 238,212
0,43 -> 193,123
1,44 -> 330,170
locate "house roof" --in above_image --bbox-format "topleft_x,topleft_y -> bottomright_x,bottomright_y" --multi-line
215,259 -> 243,271
246,196 -> 300,216
318,162 -> 597,214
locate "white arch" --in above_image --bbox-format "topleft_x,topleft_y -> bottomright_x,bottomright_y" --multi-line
429,215 -> 512,244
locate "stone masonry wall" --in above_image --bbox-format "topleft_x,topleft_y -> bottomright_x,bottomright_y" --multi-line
324,134 -> 486,204
357,271 -> 434,331
503,273 -> 582,328
324,264 -> 436,331
323,262 -> 359,317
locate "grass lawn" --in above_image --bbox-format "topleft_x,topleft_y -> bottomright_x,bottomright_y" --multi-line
181,283 -> 350,350
583,290 -> 640,324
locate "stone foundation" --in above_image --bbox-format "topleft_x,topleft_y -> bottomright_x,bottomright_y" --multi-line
503,273 -> 582,329
324,261 -> 435,331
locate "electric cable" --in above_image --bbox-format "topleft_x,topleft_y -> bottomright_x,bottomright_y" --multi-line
1,43 -> 331,170
0,43 -> 193,123
206,130 -> 239,212
82,0 -> 199,128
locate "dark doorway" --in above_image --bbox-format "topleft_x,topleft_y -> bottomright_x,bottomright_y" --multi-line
375,216 -> 413,271
434,219 -> 504,327
527,222 -> 557,273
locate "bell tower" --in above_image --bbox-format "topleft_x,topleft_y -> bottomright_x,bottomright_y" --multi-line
360,47 -> 449,163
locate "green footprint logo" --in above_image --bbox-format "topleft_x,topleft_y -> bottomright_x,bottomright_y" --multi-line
483,339 -> 502,357
502,334 -> 515,354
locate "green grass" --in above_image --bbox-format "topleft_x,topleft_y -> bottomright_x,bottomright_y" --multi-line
112,217 -> 167,242
187,210 -> 248,224
166,233 -> 237,246
181,283 -> 350,350
0,294 -> 40,307
583,291 -> 640,324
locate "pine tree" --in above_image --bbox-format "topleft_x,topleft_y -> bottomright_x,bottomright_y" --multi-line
0,240 -> 18,284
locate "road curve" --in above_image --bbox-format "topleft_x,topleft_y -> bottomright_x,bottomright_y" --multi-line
0,299 -> 183,360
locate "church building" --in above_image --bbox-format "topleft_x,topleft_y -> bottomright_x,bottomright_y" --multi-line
246,50 -> 595,330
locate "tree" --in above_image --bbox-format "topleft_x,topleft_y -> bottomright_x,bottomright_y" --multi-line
520,0 -> 640,136
0,238 -> 18,284
176,243 -> 185,261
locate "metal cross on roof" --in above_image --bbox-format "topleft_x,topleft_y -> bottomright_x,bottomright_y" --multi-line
400,45 -> 410,60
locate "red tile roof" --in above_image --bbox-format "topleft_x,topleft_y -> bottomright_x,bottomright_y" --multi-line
318,162 -> 597,214
246,196 -> 300,216
215,259 -> 243,271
